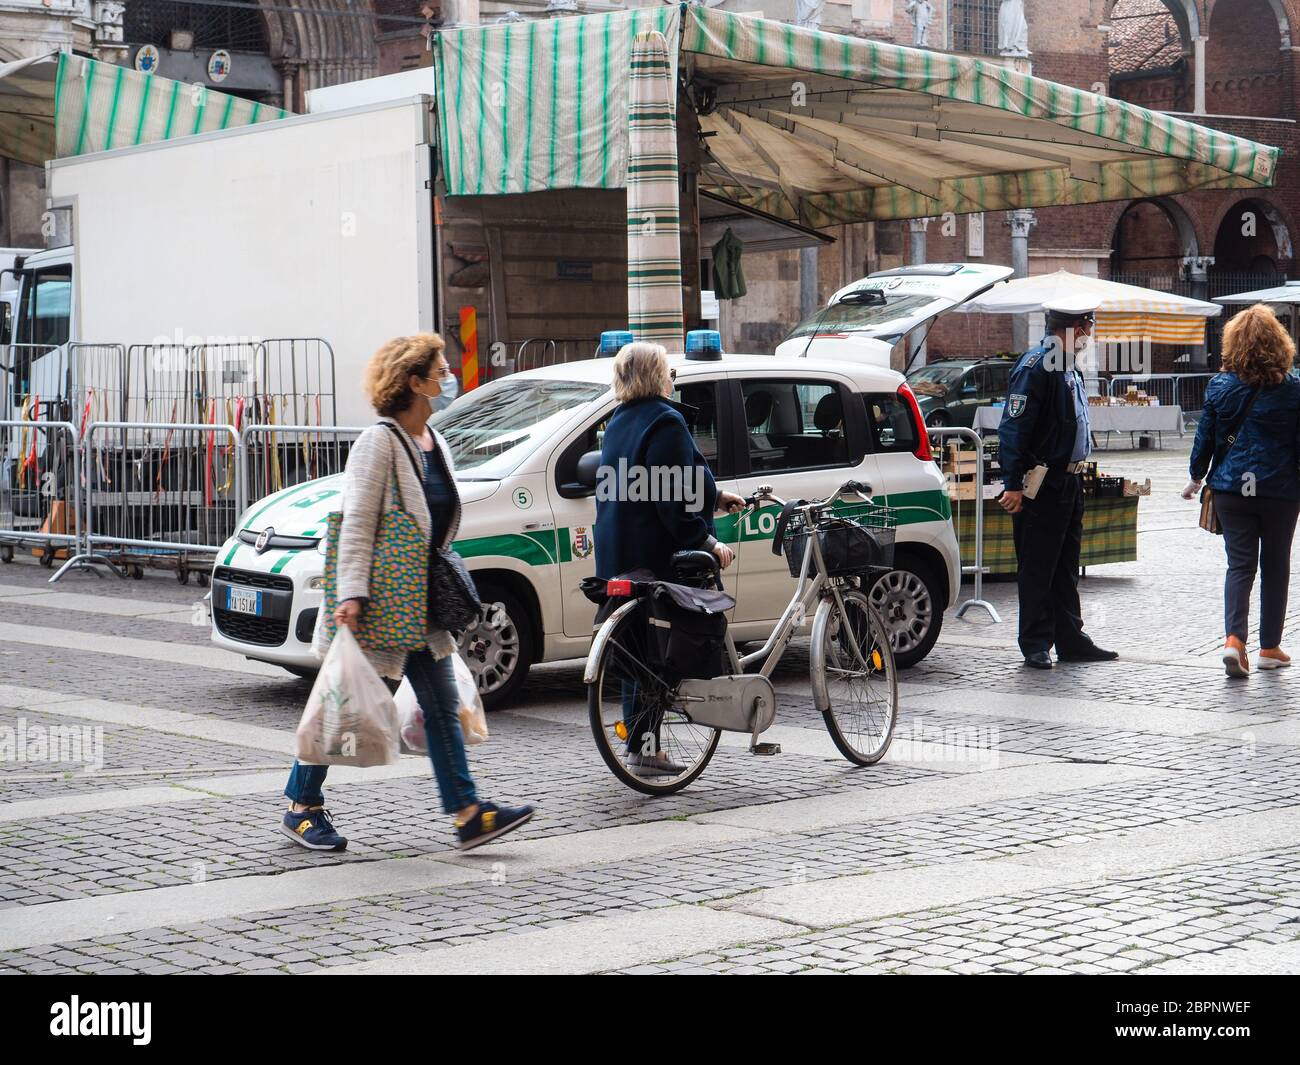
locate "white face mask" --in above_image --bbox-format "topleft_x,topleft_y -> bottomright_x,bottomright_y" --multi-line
437,371 -> 460,400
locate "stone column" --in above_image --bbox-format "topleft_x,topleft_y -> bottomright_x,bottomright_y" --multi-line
1182,255 -> 1215,369
1194,36 -> 1207,115
800,246 -> 820,322
1007,209 -> 1036,353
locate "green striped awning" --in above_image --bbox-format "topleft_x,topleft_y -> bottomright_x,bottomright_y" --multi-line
432,7 -> 1279,226
0,51 -> 288,166
434,6 -> 680,197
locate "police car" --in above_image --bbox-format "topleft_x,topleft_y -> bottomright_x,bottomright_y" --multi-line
210,335 -> 961,707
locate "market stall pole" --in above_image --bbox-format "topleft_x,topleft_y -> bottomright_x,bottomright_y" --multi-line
626,29 -> 685,351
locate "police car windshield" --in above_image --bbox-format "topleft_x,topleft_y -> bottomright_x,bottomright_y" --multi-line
785,293 -> 936,340
431,378 -> 608,478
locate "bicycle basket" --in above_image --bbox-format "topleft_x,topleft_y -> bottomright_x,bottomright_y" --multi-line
782,502 -> 897,578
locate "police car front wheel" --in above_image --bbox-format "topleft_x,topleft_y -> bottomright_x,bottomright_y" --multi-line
458,582 -> 535,710
867,555 -> 943,668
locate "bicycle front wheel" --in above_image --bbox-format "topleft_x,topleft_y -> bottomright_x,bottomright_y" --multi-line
812,588 -> 898,765
587,604 -> 721,796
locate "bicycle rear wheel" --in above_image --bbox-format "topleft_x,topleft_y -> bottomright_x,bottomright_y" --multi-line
588,604 -> 720,796
812,588 -> 898,765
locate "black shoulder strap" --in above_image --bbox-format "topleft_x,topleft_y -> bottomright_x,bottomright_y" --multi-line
1210,387 -> 1262,476
380,421 -> 423,482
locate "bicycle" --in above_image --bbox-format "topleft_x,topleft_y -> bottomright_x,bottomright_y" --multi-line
583,478 -> 900,795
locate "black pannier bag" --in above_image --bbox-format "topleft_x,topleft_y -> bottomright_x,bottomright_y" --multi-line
647,581 -> 734,682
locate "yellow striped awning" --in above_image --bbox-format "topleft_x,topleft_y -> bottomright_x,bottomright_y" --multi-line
1094,312 -> 1207,345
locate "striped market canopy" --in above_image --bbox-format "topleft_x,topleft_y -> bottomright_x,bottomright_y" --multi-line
957,270 -> 1222,345
433,7 -> 1279,227
0,51 -> 288,166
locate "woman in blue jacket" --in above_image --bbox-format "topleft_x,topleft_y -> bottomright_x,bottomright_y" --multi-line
595,342 -> 744,776
1185,304 -> 1300,676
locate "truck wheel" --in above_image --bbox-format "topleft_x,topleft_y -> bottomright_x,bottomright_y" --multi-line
0,544 -> 12,563
867,553 -> 943,668
460,582 -> 534,711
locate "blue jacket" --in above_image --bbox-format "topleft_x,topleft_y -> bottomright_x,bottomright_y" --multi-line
998,337 -> 1084,493
594,397 -> 718,580
1190,371 -> 1300,500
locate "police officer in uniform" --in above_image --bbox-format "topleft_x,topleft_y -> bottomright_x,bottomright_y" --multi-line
997,295 -> 1119,670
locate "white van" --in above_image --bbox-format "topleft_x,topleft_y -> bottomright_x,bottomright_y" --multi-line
210,349 -> 960,706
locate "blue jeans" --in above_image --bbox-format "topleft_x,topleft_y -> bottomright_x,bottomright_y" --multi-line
284,649 -> 479,815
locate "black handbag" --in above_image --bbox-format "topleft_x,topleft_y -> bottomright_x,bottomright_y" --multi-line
429,545 -> 480,632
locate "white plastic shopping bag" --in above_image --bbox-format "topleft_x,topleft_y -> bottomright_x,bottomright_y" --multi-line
296,625 -> 400,767
453,653 -> 490,746
397,653 -> 489,753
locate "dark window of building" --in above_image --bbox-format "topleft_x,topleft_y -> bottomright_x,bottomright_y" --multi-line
952,0 -> 1000,56
125,1 -> 269,53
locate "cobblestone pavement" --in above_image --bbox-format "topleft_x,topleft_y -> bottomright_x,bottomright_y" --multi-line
1,440 -> 1297,974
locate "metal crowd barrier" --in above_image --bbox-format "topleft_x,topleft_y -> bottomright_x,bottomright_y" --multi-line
239,423 -> 361,515
53,420 -> 243,584
927,425 -> 999,624
30,421 -> 362,585
0,419 -> 81,569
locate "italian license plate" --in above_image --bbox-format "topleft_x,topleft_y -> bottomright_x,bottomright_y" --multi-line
227,587 -> 261,615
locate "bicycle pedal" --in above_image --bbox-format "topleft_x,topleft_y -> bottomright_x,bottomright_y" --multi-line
749,742 -> 781,756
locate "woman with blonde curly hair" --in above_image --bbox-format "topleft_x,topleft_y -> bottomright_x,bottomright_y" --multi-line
1185,303 -> 1300,676
279,333 -> 534,850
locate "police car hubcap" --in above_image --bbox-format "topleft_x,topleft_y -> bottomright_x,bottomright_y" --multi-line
869,570 -> 932,654
458,601 -> 520,695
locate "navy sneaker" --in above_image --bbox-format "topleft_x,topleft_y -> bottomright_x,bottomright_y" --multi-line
456,801 -> 533,851
281,806 -> 348,851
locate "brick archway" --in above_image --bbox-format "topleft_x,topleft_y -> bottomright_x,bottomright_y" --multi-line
1111,197 -> 1200,278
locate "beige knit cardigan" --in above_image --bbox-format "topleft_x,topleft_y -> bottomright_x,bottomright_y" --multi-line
311,416 -> 460,678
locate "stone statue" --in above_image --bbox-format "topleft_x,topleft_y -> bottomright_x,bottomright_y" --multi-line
997,0 -> 1031,57
795,0 -> 825,28
904,0 -> 935,48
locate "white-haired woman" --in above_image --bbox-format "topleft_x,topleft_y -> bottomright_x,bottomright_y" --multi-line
593,341 -> 744,776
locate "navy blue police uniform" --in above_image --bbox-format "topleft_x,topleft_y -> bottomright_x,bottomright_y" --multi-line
998,334 -> 1110,665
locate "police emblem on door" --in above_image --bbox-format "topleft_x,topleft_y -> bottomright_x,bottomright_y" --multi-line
572,527 -> 593,559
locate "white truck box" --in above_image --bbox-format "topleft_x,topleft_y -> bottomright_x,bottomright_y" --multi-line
46,97 -> 438,427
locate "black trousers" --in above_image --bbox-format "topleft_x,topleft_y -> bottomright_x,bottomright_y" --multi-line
1213,492 -> 1300,649
1011,473 -> 1088,656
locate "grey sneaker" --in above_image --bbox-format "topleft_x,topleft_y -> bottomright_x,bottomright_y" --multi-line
626,752 -> 687,778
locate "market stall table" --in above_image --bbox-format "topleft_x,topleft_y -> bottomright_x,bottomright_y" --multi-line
1087,404 -> 1184,447
950,495 -> 1139,577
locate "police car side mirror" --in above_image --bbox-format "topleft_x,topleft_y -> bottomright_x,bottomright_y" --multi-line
576,450 -> 602,489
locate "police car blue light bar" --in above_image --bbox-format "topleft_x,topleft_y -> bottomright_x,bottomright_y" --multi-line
598,330 -> 634,357
685,329 -> 723,360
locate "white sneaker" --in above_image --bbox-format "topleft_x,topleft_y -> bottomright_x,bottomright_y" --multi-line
1257,650 -> 1292,671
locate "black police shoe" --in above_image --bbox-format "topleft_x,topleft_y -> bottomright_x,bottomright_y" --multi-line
1024,651 -> 1053,670
1057,643 -> 1119,663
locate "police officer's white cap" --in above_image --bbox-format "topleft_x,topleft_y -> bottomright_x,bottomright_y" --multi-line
1042,294 -> 1101,317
